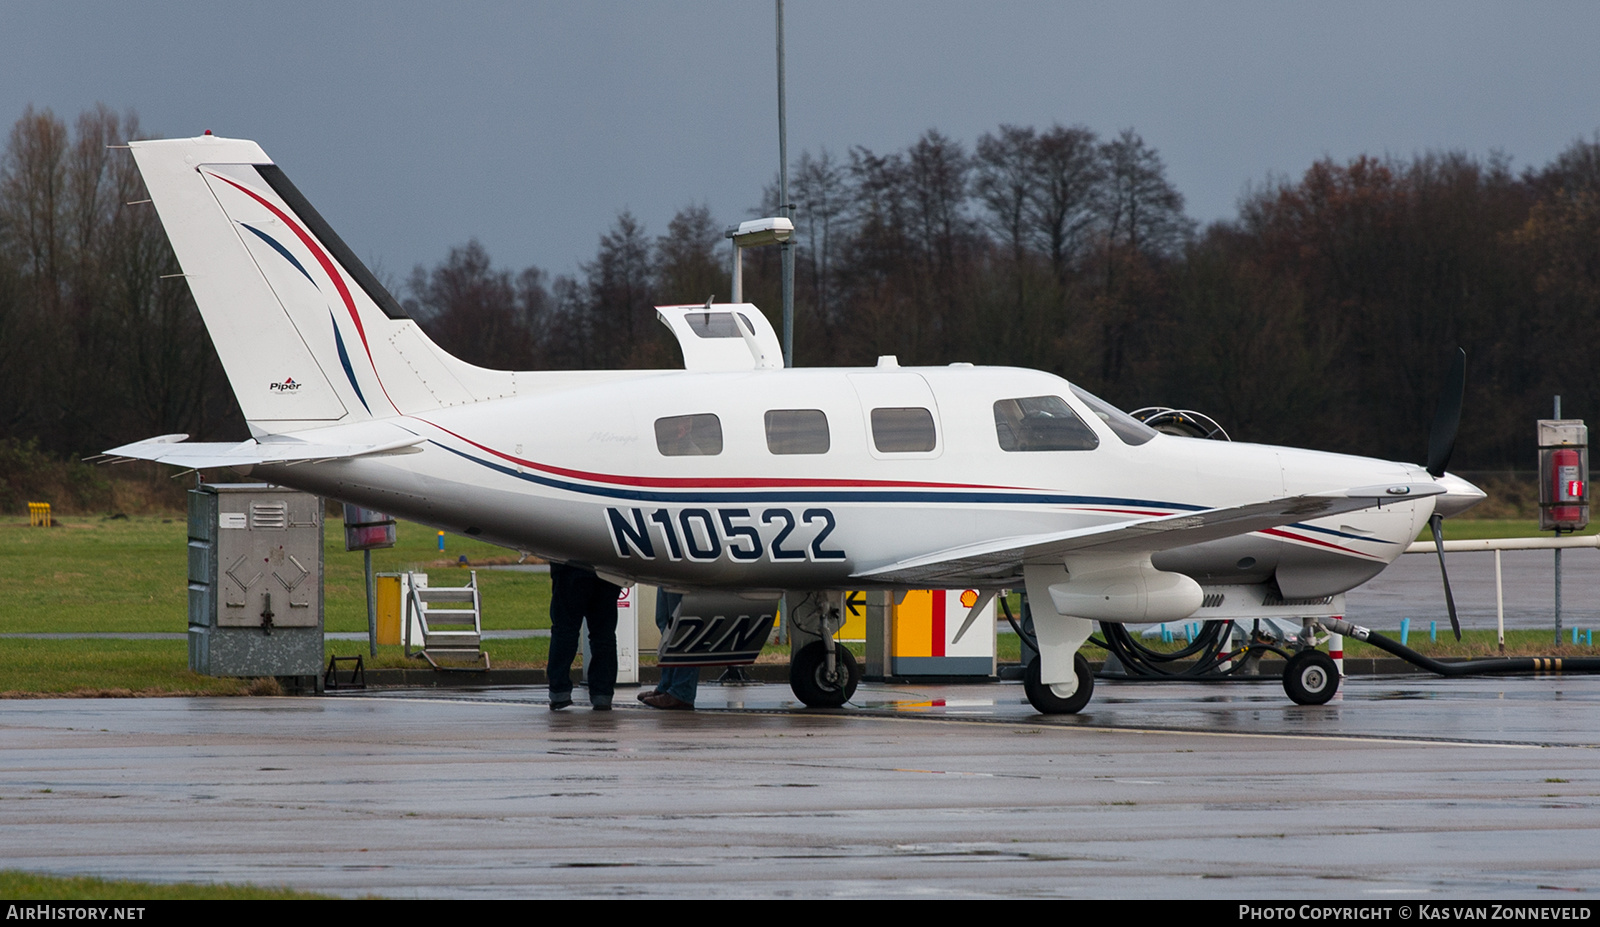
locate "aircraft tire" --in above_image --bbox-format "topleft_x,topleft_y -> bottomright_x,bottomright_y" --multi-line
1283,650 -> 1340,705
1024,654 -> 1094,714
790,641 -> 859,708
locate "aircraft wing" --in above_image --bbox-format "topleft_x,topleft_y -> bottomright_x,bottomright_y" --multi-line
101,434 -> 425,468
852,483 -> 1445,587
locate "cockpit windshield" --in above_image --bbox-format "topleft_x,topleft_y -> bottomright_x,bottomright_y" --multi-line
1069,385 -> 1158,446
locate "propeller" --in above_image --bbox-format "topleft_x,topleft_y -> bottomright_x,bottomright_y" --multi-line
1426,348 -> 1467,641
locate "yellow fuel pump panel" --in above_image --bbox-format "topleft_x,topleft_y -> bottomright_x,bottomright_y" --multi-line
889,589 -> 996,677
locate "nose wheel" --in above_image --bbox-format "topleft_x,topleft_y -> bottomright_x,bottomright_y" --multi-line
1282,649 -> 1340,705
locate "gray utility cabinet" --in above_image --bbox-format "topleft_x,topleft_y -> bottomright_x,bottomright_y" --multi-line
188,484 -> 324,678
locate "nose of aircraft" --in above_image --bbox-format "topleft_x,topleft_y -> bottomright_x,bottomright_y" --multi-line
1432,472 -> 1488,518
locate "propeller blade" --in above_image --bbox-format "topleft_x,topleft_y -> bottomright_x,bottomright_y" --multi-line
1430,512 -> 1462,641
1426,348 -> 1466,478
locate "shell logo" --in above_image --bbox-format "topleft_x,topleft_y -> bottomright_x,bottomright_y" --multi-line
959,589 -> 979,608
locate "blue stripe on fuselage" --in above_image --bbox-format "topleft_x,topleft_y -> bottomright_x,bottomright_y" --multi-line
428,441 -> 1395,545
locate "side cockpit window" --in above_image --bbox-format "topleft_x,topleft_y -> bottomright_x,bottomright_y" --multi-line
993,396 -> 1099,451
655,413 -> 723,456
765,409 -> 830,455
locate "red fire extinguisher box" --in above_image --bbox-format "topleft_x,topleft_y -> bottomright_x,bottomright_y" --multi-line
1538,419 -> 1589,532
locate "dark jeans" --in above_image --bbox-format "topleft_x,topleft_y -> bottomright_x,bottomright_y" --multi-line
653,590 -> 698,704
548,563 -> 620,702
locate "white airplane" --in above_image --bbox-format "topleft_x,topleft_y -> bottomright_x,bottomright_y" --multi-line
107,134 -> 1486,712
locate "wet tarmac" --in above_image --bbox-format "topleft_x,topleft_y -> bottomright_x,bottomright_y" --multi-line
2,674 -> 1597,899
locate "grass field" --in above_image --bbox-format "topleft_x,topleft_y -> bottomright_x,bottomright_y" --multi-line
0,869 -> 332,900
0,513 -> 551,634
1,513 -> 1595,695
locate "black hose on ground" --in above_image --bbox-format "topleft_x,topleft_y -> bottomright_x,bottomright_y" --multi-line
1005,594 -> 1288,679
1321,618 -> 1600,676
1096,619 -> 1238,678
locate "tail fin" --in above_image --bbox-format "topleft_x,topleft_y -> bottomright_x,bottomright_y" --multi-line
130,135 -> 514,434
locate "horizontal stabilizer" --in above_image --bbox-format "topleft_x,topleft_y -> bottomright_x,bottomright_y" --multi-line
102,434 -> 425,469
853,483 -> 1445,587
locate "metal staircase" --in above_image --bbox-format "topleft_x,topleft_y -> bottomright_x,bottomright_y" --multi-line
404,571 -> 490,670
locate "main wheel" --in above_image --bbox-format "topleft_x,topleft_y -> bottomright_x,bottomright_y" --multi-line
1283,649 -> 1340,705
790,641 -> 859,707
1023,653 -> 1094,714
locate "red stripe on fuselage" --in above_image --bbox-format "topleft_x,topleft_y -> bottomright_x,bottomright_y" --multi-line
415,417 -> 1043,492
1258,527 -> 1375,559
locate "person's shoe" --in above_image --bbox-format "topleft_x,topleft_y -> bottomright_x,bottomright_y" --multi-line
641,692 -> 693,710
590,698 -> 612,711
549,694 -> 573,711
636,690 -> 659,703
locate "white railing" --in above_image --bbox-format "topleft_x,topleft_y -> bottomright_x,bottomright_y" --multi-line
1403,534 -> 1598,646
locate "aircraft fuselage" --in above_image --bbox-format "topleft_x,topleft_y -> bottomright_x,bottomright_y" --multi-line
252,362 -> 1435,598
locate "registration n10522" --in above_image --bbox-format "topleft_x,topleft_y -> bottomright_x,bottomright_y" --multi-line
606,506 -> 846,562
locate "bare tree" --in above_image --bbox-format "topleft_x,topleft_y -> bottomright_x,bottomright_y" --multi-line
582,211 -> 659,367
1030,124 -> 1103,284
792,148 -> 850,354
1100,128 -> 1194,260
654,203 -> 726,306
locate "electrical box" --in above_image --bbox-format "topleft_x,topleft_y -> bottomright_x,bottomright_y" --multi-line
188,484 -> 325,680
1538,420 -> 1589,532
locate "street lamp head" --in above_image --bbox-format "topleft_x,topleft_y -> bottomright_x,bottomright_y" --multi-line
725,216 -> 794,248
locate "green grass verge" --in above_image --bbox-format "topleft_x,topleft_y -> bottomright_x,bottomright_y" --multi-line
0,514 -> 550,634
0,640 -> 252,697
0,869 -> 333,900
1413,518 -> 1600,542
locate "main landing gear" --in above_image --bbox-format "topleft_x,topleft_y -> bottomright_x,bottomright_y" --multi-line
1023,653 -> 1094,714
790,641 -> 859,707
786,592 -> 861,708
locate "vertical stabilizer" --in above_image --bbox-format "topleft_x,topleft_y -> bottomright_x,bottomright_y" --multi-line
130,135 -> 519,435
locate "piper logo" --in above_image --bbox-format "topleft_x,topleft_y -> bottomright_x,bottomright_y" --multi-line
268,377 -> 302,392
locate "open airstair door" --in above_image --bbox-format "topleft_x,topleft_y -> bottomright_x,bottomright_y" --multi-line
657,304 -> 783,372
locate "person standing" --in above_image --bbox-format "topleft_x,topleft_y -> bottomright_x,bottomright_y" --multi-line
639,590 -> 696,709
547,562 -> 621,710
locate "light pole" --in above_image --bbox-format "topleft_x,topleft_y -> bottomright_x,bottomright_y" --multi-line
776,0 -> 794,368
726,216 -> 794,303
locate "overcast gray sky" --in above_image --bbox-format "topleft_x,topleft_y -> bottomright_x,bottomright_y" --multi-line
6,1 -> 1598,283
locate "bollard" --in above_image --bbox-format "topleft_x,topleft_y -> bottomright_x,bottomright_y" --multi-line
437,530 -> 445,551
1400,617 -> 1411,646
1430,620 -> 1437,642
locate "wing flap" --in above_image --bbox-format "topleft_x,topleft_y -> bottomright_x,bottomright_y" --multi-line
852,483 -> 1444,587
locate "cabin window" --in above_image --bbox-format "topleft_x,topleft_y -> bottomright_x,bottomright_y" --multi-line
655,413 -> 723,456
870,407 -> 937,453
765,409 -> 830,455
1069,385 -> 1158,446
684,311 -> 741,338
993,396 -> 1099,451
